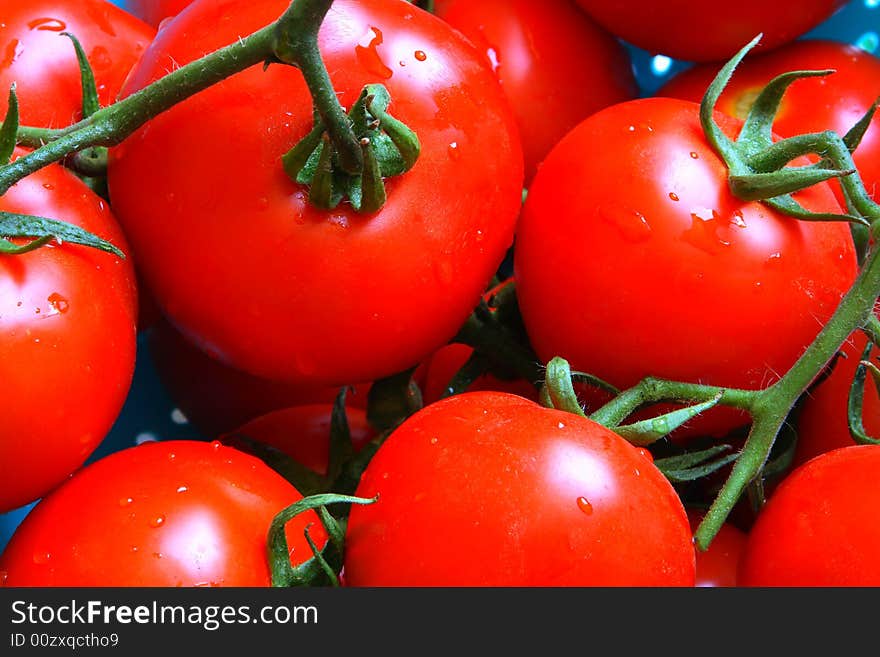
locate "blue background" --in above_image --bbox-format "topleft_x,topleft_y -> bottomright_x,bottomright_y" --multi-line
1,0 -> 878,551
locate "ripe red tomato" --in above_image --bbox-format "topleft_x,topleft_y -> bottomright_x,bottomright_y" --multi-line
793,332 -> 880,468
432,0 -> 637,183
688,511 -> 746,587
344,391 -> 695,586
739,445 -> 880,586
108,0 -> 523,386
573,0 -> 846,63
514,98 -> 858,438
0,0 -> 154,127
0,148 -> 137,514
223,404 -> 376,476
125,0 -> 193,28
0,440 -> 324,586
659,40 -> 880,205
147,319 -> 370,437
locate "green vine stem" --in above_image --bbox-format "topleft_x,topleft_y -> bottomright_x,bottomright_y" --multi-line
0,0 -> 363,194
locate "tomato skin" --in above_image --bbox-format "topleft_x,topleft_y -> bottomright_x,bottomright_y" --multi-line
125,0 -> 193,27
0,440 -> 324,586
0,0 -> 154,127
739,445 -> 880,586
573,0 -> 846,63
659,40 -> 880,205
688,511 -> 746,587
108,0 -> 523,386
0,149 -> 137,514
514,98 -> 857,438
793,333 -> 880,468
433,0 -> 636,183
224,404 -> 376,476
344,391 -> 695,586
147,320 -> 369,437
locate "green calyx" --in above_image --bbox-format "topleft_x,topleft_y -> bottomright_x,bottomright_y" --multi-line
282,84 -> 420,214
701,35 -> 879,244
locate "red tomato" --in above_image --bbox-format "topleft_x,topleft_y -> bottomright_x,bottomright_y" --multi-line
739,445 -> 880,586
125,0 -> 193,28
793,332 -> 880,468
107,0 -> 523,386
514,98 -> 858,438
432,0 -> 636,183
573,0 -> 846,63
224,404 -> 376,476
344,391 -> 695,586
419,342 -> 538,403
0,440 -> 324,586
147,319 -> 370,437
659,40 -> 880,205
688,511 -> 746,587
0,0 -> 154,127
0,148 -> 137,514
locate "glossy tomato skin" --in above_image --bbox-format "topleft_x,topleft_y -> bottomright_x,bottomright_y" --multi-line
659,40 -> 880,205
688,511 -> 746,587
514,98 -> 857,438
573,0 -> 846,63
147,319 -> 370,437
739,445 -> 880,586
0,0 -> 154,127
125,0 -> 193,27
0,149 -> 137,514
793,332 -> 880,468
108,0 -> 523,386
223,404 -> 376,476
433,0 -> 636,183
344,391 -> 695,586
0,440 -> 324,586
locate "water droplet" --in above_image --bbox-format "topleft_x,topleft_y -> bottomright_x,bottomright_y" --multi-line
557,422 -> 566,429
486,47 -> 501,73
152,552 -> 164,559
765,252 -> 783,267
668,192 -> 679,202
689,151 -> 700,159
176,486 -> 188,493
149,516 -> 166,528
731,210 -> 747,228
447,142 -> 459,161
0,570 -> 8,585
609,210 -> 653,243
28,17 -> 67,31
430,436 -> 439,445
167,452 -> 177,462
627,125 -> 636,132
414,50 -> 427,61
32,551 -> 51,564
42,183 -> 54,191
355,27 -> 393,79
684,208 -> 731,254
2,39 -> 23,68
210,440 -> 222,451
636,447 -> 654,462
576,497 -> 594,515
47,293 -> 69,315
130,546 -> 139,553
119,497 -> 133,507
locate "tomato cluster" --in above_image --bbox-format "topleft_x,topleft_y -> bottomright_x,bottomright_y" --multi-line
1,0 -> 879,588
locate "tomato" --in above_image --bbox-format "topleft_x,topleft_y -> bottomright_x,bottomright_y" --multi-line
688,511 -> 746,587
125,0 -> 193,28
0,0 -> 154,127
659,40 -> 880,205
0,440 -> 324,586
739,445 -> 880,586
344,391 -> 695,586
432,0 -> 636,183
0,148 -> 137,514
107,0 -> 523,386
223,404 -> 376,476
793,332 -> 880,468
573,0 -> 847,63
514,98 -> 858,438
147,319 -> 370,437
419,342 -> 538,403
